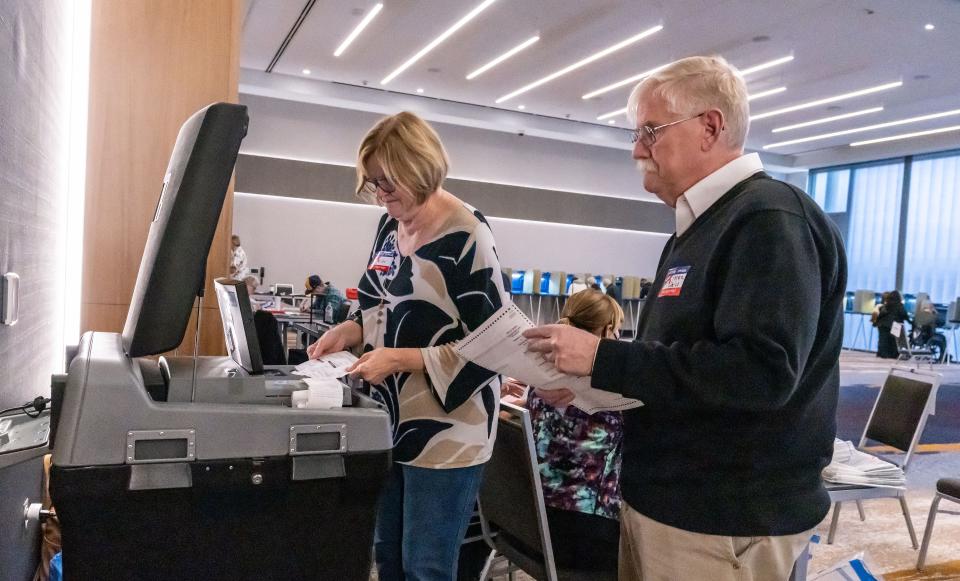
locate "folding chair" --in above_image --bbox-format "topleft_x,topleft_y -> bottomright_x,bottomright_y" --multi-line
916,477 -> 960,570
825,367 -> 942,548
477,402 -> 616,581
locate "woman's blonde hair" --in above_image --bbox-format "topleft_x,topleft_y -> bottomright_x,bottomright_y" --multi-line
558,290 -> 624,337
355,111 -> 450,204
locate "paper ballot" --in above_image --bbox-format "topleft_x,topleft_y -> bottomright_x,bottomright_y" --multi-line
455,304 -> 642,414
293,351 -> 359,379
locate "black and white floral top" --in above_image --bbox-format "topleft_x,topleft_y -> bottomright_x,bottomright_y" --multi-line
351,202 -> 508,468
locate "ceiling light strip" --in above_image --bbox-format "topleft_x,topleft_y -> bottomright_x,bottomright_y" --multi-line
751,80 -> 902,121
747,86 -> 786,101
496,25 -> 663,104
581,63 -> 669,100
381,0 -> 497,85
597,107 -> 628,121
739,55 -> 794,76
851,125 -> 960,147
334,3 -> 383,57
582,54 -> 792,101
466,35 -> 539,80
772,107 -> 884,133
764,108 -> 960,149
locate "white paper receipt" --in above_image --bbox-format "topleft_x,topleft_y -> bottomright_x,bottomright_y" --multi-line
455,304 -> 642,414
293,351 -> 359,379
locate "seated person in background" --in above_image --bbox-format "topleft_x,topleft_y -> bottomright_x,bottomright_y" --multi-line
637,277 -> 652,300
243,275 -> 261,311
299,275 -> 343,320
500,290 -> 624,570
875,290 -> 907,359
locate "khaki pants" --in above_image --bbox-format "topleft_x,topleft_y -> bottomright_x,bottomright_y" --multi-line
618,502 -> 811,581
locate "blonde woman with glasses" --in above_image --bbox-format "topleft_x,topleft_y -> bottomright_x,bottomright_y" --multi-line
307,111 -> 508,581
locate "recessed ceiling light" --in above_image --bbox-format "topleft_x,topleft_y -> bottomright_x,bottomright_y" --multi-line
466,36 -> 539,80
751,80 -> 902,121
763,108 -> 960,149
302,68 -> 311,75
772,107 -> 884,133
607,119 -> 616,125
517,104 -> 525,110
416,87 -> 424,93
496,25 -> 663,104
334,3 -> 383,57
747,86 -> 786,101
382,0 -> 497,85
924,23 -> 935,31
739,55 -> 794,76
851,124 -> 960,147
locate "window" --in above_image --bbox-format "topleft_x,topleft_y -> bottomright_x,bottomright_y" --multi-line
808,168 -> 850,213
902,153 -> 960,303
845,162 -> 904,294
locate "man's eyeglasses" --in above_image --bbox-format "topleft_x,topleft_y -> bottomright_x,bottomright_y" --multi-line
630,112 -> 705,147
360,176 -> 396,194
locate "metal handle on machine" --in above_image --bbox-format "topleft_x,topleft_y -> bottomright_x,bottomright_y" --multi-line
23,499 -> 55,529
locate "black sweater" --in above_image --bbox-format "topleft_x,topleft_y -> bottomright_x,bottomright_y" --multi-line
593,172 -> 847,536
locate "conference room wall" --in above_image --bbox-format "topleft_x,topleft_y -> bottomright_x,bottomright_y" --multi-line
238,92 -> 658,203
233,193 -> 668,294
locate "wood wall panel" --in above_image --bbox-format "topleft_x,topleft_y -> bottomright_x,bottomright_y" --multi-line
82,0 -> 241,355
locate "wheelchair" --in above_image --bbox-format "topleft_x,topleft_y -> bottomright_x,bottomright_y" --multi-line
900,304 -> 949,364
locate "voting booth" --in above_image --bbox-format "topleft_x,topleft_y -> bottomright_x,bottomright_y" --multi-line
49,103 -> 392,580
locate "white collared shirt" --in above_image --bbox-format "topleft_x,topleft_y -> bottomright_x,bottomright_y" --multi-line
674,152 -> 764,236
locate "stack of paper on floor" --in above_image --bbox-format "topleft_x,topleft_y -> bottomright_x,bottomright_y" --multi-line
822,439 -> 905,489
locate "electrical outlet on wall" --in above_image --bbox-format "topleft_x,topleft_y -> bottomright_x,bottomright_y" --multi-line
1,272 -> 20,325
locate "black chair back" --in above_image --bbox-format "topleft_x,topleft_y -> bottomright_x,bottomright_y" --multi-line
861,368 -> 940,468
478,403 -> 557,581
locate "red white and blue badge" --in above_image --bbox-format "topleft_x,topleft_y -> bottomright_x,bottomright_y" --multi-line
658,266 -> 690,297
369,249 -> 396,273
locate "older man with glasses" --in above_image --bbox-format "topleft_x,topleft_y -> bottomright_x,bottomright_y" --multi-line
524,55 -> 847,580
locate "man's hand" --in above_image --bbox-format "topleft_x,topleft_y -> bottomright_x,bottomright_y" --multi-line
534,387 -> 575,408
523,325 -> 600,376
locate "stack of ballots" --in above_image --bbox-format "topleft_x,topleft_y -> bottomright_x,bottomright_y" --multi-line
822,439 -> 905,489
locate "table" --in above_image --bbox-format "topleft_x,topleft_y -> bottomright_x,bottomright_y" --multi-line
270,311 -> 313,363
291,321 -> 332,350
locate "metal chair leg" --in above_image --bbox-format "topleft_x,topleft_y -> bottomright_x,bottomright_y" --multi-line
479,549 -> 497,581
899,495 -> 919,549
917,494 -> 942,571
856,500 -> 866,521
827,501 -> 842,544
788,542 -> 810,581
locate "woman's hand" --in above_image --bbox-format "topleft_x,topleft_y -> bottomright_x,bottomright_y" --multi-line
533,387 -> 576,408
500,378 -> 527,399
347,348 -> 424,385
307,321 -> 362,359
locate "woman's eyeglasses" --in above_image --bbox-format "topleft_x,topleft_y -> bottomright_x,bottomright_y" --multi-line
361,176 -> 396,194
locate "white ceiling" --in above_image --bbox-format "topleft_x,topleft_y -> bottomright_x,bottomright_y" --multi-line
241,0 -> 960,166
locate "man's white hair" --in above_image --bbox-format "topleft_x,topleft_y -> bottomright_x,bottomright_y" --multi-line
627,55 -> 750,150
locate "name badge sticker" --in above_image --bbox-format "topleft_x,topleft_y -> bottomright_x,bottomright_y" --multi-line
658,266 -> 690,297
369,250 -> 397,272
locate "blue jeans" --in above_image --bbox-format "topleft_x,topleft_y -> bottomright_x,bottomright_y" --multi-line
374,463 -> 485,581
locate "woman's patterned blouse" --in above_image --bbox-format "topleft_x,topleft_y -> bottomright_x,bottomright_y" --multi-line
528,391 -> 624,520
351,202 -> 508,468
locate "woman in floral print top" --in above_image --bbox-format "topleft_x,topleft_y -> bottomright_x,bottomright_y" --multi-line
502,290 -> 624,570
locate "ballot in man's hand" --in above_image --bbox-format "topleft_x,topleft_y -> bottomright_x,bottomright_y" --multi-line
522,324 -> 601,377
